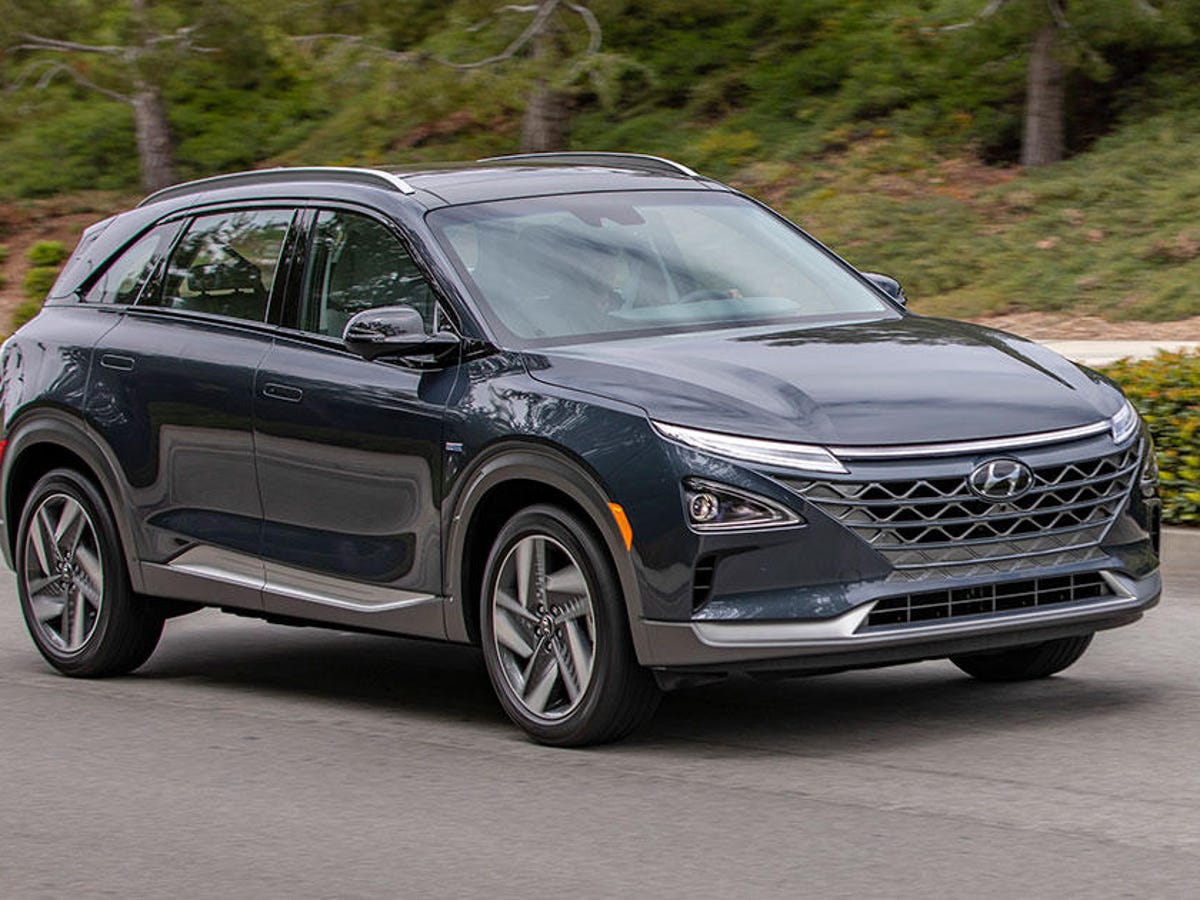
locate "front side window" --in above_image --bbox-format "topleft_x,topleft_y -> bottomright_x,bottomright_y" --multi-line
428,191 -> 897,346
83,222 -> 181,305
144,208 -> 294,322
296,210 -> 435,338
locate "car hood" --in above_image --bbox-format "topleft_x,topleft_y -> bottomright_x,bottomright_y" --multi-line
523,316 -> 1122,446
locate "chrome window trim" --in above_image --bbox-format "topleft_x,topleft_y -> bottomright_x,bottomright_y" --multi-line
829,420 -> 1113,460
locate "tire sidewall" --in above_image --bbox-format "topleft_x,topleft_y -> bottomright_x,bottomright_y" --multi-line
15,469 -> 130,675
479,505 -> 627,744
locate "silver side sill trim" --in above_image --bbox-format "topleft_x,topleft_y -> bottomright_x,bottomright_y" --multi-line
161,546 -> 437,613
263,583 -> 438,614
690,570 -> 1141,649
828,421 -> 1112,460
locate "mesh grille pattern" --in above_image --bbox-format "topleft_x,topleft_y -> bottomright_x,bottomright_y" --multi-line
865,572 -> 1114,629
784,445 -> 1138,581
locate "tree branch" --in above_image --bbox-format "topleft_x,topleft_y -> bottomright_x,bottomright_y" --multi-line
433,0 -> 562,70
24,60 -> 132,104
937,0 -> 1013,32
565,2 -> 601,54
289,33 -> 418,63
15,33 -> 127,56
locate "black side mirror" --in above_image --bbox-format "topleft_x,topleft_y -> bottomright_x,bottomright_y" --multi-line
342,305 -> 460,361
862,272 -> 907,307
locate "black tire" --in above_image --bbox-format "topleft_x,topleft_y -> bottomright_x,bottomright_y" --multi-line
15,468 -> 163,677
479,504 -> 660,746
951,634 -> 1094,682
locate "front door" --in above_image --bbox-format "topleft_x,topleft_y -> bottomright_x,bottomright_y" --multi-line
253,207 -> 459,636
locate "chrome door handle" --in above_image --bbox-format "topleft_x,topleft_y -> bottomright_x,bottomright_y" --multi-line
262,383 -> 304,403
99,353 -> 135,372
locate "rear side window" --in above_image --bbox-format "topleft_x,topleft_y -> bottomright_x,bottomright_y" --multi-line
296,209 -> 435,338
83,222 -> 180,305
143,209 -> 295,322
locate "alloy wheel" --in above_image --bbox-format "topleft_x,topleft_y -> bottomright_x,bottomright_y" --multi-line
490,534 -> 596,720
22,493 -> 105,654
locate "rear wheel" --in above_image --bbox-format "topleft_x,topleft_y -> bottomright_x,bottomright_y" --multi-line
479,504 -> 660,746
951,634 -> 1093,682
15,469 -> 163,677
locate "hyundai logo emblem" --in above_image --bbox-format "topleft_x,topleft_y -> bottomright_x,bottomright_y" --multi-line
968,459 -> 1034,501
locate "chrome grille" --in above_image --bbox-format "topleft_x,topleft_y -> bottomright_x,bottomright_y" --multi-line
864,572 -> 1115,629
784,445 -> 1138,581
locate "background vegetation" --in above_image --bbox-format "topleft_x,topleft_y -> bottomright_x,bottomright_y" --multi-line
3,1 -> 1200,322
1100,351 -> 1200,525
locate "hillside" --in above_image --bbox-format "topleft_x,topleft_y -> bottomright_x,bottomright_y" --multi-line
4,1 -> 1200,332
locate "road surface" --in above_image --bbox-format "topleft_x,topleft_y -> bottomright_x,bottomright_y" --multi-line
1,531 -> 1198,898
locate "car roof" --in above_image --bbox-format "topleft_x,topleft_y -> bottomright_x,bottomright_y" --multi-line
136,153 -> 727,211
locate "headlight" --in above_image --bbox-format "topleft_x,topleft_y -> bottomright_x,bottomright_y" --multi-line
683,478 -> 803,531
1140,435 -> 1159,499
653,421 -> 847,474
1109,398 -> 1140,445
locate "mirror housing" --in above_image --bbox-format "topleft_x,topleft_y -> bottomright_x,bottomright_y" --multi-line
862,272 -> 907,306
342,306 -> 460,361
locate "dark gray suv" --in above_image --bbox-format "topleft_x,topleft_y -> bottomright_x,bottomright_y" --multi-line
0,153 -> 1161,745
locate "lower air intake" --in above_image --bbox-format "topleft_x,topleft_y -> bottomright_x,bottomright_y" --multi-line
864,572 -> 1114,629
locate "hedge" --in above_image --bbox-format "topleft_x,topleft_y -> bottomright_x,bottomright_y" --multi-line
1099,350 -> 1200,526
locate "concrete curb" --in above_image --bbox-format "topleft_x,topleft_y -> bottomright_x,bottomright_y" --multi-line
1041,341 -> 1200,366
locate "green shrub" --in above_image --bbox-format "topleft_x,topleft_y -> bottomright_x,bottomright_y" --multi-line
1099,350 -> 1200,526
27,240 -> 67,267
11,299 -> 43,331
22,266 -> 59,300
0,244 -> 8,264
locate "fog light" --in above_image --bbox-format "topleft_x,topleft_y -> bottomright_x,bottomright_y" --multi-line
689,492 -> 720,523
683,478 -> 802,532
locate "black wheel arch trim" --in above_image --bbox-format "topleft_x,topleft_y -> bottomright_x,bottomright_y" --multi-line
442,440 -> 653,662
1,408 -> 145,592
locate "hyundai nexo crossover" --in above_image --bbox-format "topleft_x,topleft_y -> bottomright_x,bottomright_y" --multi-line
0,153 -> 1161,745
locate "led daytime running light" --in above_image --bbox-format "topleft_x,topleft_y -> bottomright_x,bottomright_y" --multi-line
653,422 -> 847,474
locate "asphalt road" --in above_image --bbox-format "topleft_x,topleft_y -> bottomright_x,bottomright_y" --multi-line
2,532 -> 1198,899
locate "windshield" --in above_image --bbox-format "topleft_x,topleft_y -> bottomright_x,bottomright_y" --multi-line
427,190 -> 897,346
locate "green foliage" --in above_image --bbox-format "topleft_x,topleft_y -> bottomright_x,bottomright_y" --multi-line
1100,351 -> 1200,525
0,244 -> 8,264
27,240 -> 67,267
22,266 -> 60,300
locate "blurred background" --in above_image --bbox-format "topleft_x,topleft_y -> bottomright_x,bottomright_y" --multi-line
3,0 -> 1200,328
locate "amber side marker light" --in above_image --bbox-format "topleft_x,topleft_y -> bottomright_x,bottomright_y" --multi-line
608,502 -> 633,551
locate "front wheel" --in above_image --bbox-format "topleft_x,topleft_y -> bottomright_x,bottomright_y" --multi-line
15,468 -> 163,677
479,504 -> 660,746
950,634 -> 1093,682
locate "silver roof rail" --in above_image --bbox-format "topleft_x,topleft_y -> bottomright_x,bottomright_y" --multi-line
479,152 -> 701,178
137,166 -> 416,207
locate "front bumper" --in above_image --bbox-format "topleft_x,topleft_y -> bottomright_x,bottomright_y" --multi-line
638,567 -> 1160,672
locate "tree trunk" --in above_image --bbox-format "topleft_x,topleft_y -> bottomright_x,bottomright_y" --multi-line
520,6 -> 570,153
132,81 -> 176,193
521,81 -> 570,152
1021,24 -> 1065,168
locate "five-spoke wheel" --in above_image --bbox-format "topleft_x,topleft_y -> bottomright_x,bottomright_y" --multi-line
480,504 -> 659,746
22,492 -> 105,654
16,469 -> 163,677
491,534 -> 597,720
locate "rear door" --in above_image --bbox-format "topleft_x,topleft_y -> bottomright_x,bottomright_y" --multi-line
253,205 -> 460,636
87,206 -> 298,610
